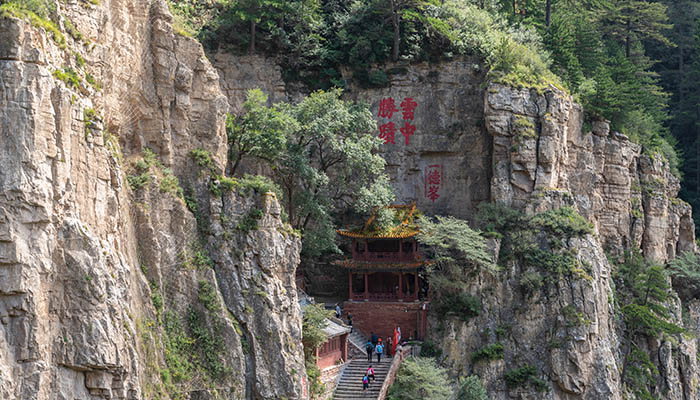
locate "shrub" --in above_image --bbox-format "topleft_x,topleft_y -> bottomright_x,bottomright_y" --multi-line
0,0 -> 65,48
503,365 -> 548,392
472,342 -> 504,363
197,280 -> 221,312
457,375 -> 488,400
388,357 -> 453,400
432,291 -> 480,321
519,271 -> 543,295
236,208 -> 264,232
419,340 -> 442,358
53,67 -> 80,88
668,251 -> 700,300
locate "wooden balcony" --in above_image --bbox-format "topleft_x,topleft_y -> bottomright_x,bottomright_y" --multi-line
352,251 -> 425,263
349,292 -> 419,302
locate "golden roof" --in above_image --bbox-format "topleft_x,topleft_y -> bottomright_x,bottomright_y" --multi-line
336,204 -> 421,239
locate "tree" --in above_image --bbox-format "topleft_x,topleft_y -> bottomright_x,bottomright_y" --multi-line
601,0 -> 672,58
226,89 -> 296,176
667,251 -> 700,301
232,88 -> 394,258
301,303 -> 333,397
387,357 -> 453,400
613,250 -> 684,398
457,376 -> 488,400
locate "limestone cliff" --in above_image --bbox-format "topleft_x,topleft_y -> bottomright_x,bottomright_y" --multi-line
211,56 -> 699,399
0,1 -> 305,399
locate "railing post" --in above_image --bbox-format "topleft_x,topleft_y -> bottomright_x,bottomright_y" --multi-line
364,273 -> 369,301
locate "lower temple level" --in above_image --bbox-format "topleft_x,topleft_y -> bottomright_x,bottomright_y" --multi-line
343,300 -> 428,343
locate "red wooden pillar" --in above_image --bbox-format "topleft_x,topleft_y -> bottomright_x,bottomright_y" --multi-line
364,273 -> 369,301
342,333 -> 348,362
348,271 -> 353,300
398,272 -> 403,301
414,270 -> 419,300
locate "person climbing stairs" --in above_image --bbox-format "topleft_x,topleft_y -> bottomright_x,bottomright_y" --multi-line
333,357 -> 393,399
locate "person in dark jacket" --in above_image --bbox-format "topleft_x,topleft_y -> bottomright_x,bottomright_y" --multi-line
365,340 -> 374,362
371,331 -> 378,346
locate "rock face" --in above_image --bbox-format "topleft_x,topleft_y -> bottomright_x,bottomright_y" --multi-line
485,84 -> 695,262
0,1 -> 305,399
210,56 -> 700,398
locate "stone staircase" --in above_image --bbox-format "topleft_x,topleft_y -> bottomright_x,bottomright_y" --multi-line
347,330 -> 367,358
333,357 -> 393,399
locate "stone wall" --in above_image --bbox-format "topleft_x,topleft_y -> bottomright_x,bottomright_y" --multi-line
343,301 -> 428,344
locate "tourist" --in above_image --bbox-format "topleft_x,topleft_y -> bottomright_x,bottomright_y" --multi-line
387,337 -> 393,356
375,342 -> 383,363
365,340 -> 374,362
371,331 -> 378,346
396,326 -> 401,344
367,365 -> 375,383
335,303 -> 342,318
362,373 -> 369,394
347,313 -> 353,332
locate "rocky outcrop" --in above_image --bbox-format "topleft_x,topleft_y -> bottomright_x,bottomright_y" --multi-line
484,84 -> 696,262
0,0 -> 305,398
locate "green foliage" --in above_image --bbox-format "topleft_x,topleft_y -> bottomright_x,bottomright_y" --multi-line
236,208 -> 264,232
235,174 -> 283,198
611,249 -> 685,397
419,340 -> 442,358
476,202 -> 592,288
187,307 -> 229,381
197,280 -> 221,313
417,215 -> 497,272
301,303 -> 332,360
85,73 -> 101,90
388,357 -> 453,400
0,0 -> 65,48
226,89 -> 295,175
159,168 -> 183,198
668,251 -> 700,301
190,148 -> 217,172
162,311 -> 195,386
519,270 -> 543,295
503,365 -> 548,392
53,67 -> 80,88
471,342 -> 504,363
64,18 -> 83,41
456,375 -> 488,400
432,291 -> 481,321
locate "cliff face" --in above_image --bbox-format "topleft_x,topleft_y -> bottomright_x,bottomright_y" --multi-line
0,1 -> 305,399
213,56 -> 698,399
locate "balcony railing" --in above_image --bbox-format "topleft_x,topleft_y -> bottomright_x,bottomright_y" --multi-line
352,251 -> 424,263
350,292 -> 419,302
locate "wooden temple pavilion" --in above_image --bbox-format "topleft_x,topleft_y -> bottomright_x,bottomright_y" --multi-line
334,205 -> 430,340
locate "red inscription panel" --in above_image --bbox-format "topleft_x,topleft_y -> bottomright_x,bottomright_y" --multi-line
377,97 -> 418,146
424,164 -> 444,203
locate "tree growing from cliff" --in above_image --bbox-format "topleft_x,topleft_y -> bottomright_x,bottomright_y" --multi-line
226,89 -> 296,176
227,88 -> 394,258
613,249 -> 685,398
388,357 -> 453,399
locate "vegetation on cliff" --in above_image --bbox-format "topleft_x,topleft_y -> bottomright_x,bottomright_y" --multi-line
226,88 -> 394,257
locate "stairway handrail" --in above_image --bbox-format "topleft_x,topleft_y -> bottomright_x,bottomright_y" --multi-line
377,345 -> 411,400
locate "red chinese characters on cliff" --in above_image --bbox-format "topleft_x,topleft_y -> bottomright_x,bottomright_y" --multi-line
424,164 -> 444,203
377,97 -> 418,145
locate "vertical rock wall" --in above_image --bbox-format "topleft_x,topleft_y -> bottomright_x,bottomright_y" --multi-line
0,0 -> 306,398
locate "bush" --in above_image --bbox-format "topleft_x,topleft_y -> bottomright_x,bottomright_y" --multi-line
472,342 -> 504,363
503,365 -> 548,392
432,291 -> 480,321
457,375 -> 488,400
419,340 -> 442,358
388,357 -> 453,400
236,208 -> 264,232
0,0 -> 65,48
668,251 -> 700,301
53,68 -> 81,88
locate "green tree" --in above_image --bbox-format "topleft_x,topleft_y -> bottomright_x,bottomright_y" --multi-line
226,89 -> 296,175
667,251 -> 700,301
613,249 -> 684,398
276,88 -> 393,257
387,357 -> 453,400
601,0 -> 672,58
457,375 -> 488,400
301,303 -> 333,396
